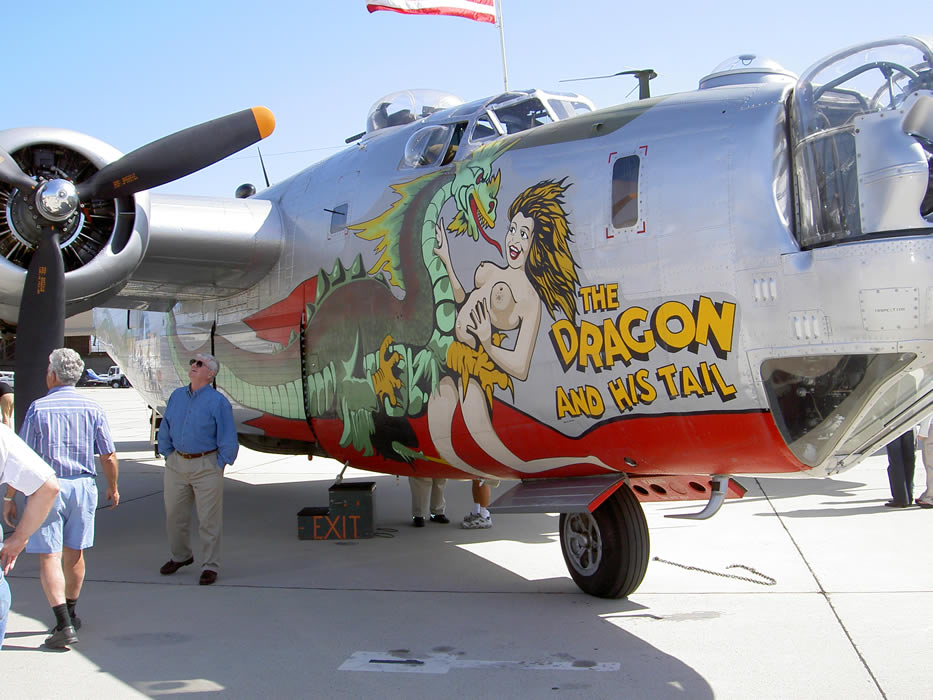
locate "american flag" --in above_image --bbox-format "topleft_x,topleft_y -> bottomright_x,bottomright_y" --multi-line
367,0 -> 496,24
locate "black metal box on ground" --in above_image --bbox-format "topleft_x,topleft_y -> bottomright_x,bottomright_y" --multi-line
328,481 -> 376,538
296,506 -> 329,540
296,481 -> 376,540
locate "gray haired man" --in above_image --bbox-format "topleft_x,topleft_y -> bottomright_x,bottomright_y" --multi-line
157,352 -> 238,585
5,348 -> 119,648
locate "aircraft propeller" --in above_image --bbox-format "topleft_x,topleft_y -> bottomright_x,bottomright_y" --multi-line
0,107 -> 275,430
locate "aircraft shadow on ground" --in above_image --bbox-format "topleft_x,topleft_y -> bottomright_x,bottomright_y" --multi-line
5,456 -> 716,698
754,503 -> 922,518
749,476 -> 867,500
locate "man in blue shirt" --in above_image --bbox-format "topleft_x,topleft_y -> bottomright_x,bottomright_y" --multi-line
6,348 -> 119,648
157,352 -> 238,586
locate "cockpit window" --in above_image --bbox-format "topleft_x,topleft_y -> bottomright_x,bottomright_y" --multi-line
402,122 -> 467,168
548,99 -> 594,120
366,90 -> 464,134
404,125 -> 454,168
471,115 -> 500,142
491,98 -> 553,134
790,37 -> 933,247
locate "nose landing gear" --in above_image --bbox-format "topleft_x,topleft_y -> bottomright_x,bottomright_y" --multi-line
559,485 -> 649,599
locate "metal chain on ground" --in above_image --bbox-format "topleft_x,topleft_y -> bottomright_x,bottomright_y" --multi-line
652,556 -> 776,585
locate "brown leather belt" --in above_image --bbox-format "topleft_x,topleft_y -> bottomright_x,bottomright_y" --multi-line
176,449 -> 217,460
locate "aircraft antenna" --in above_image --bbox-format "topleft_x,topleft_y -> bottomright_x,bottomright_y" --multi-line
560,68 -> 658,100
258,147 -> 270,188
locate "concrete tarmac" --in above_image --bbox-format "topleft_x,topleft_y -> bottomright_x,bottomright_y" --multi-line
1,388 -> 930,699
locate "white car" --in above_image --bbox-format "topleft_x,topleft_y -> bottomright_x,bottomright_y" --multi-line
0,370 -> 14,389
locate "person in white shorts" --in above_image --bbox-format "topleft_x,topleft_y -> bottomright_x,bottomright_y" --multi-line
1,424 -> 59,649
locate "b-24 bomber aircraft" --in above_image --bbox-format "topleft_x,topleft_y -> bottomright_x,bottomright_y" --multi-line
1,36 -> 932,598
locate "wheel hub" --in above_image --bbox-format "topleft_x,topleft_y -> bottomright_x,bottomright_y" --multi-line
563,511 -> 602,576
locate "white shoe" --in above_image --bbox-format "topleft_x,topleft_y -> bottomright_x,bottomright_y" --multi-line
461,512 -> 492,529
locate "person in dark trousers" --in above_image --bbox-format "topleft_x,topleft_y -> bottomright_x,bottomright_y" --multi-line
884,428 -> 916,508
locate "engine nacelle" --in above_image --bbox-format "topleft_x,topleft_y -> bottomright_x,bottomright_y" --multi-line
0,128 -> 150,324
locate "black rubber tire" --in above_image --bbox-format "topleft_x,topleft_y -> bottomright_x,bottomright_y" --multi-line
110,380 -> 120,388
559,484 -> 649,598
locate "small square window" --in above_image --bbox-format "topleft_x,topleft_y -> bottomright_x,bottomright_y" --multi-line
612,156 -> 639,229
330,203 -> 348,233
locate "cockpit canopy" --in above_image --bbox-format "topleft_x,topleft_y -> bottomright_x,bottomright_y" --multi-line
790,36 -> 933,247
366,90 -> 465,133
698,54 -> 797,89
389,89 -> 595,169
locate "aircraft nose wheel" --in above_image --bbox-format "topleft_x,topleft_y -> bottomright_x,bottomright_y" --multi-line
558,484 -> 650,599
563,512 -> 602,576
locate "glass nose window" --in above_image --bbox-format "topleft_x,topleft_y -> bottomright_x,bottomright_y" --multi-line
790,37 -> 933,247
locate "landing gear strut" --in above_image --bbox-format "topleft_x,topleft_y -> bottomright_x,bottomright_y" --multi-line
559,484 -> 649,598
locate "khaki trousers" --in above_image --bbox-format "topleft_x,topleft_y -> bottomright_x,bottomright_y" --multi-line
164,451 -> 224,572
409,477 -> 447,518
920,438 -> 933,500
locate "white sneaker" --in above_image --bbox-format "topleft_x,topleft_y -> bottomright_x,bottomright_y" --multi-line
461,512 -> 492,529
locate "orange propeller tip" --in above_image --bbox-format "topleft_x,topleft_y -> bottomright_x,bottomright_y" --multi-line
252,106 -> 276,139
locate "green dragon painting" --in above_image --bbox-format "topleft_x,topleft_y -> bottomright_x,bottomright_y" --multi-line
182,138 -> 514,462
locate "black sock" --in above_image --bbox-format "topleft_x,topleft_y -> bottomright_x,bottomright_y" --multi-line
52,604 -> 71,631
66,597 -> 78,620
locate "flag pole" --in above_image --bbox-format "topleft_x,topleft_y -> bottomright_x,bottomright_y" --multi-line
496,0 -> 509,92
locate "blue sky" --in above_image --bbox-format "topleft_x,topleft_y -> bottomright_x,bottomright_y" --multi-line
5,1 -> 929,196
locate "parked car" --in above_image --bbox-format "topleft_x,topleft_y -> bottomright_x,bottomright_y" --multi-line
0,370 -> 14,389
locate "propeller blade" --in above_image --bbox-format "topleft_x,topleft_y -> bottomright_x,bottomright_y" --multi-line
14,229 -> 65,432
0,147 -> 37,192
75,106 -> 275,201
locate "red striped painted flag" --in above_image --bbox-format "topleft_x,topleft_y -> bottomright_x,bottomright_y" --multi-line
367,0 -> 496,24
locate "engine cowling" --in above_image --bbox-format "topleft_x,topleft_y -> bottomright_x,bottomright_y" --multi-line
0,127 -> 149,324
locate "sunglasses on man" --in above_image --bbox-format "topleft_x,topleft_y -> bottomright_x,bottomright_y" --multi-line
189,359 -> 206,368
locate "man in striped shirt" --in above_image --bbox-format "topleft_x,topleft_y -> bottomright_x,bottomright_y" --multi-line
4,348 -> 119,648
